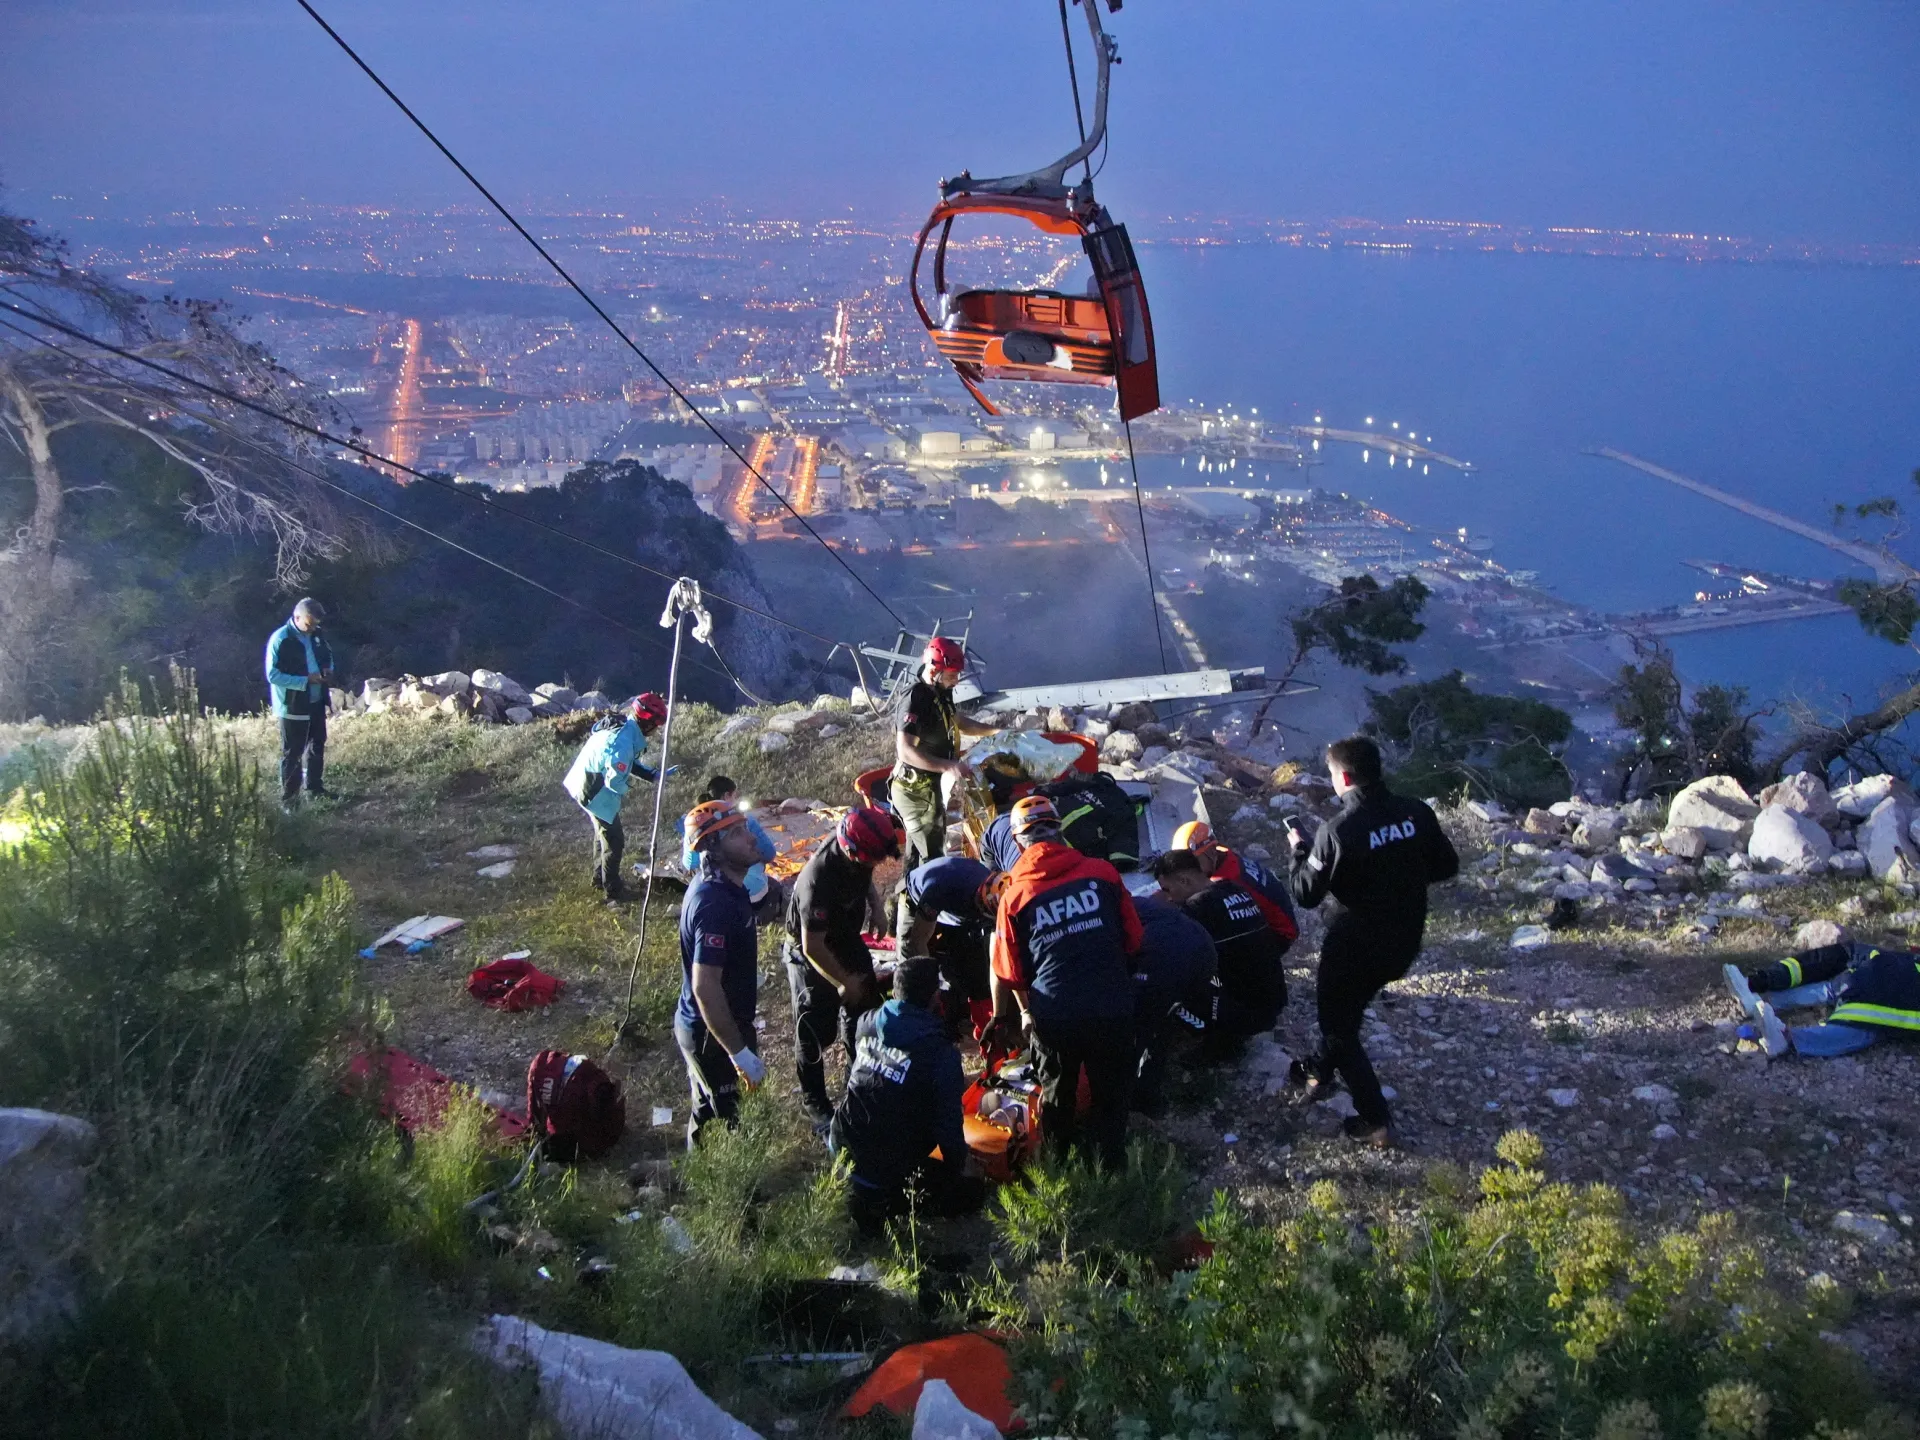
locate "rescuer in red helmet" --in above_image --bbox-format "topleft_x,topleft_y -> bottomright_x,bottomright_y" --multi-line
891,634 -> 996,878
782,806 -> 904,1130
562,691 -> 670,902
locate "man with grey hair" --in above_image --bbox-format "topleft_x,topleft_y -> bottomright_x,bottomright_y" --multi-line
265,596 -> 337,808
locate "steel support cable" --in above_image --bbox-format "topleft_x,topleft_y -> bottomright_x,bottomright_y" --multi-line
1056,0 -> 1092,183
0,302 -> 842,651
0,313 -> 755,689
293,0 -> 910,634
1122,415 -> 1171,672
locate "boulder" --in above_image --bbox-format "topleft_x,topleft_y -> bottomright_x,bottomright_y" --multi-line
1100,729 -> 1144,764
475,1315 -> 762,1440
1757,772 -> 1839,828
1794,919 -> 1847,951
1661,826 -> 1709,860
1831,774 -> 1917,820
1133,722 -> 1171,749
1510,925 -> 1552,950
1078,716 -> 1112,741
419,670 -> 473,698
360,677 -> 399,706
1748,806 -> 1834,873
757,730 -> 791,754
717,713 -> 761,741
1593,853 -> 1651,882
1523,808 -> 1564,835
1465,799 -> 1509,823
1859,795 -> 1920,881
1109,701 -> 1158,733
1044,705 -> 1075,734
1571,813 -> 1621,852
471,669 -> 532,704
533,684 -> 579,709
397,681 -> 442,713
0,1109 -> 99,1345
1666,776 -> 1759,850
575,691 -> 615,712
504,706 -> 535,725
328,687 -> 355,715
1828,850 -> 1869,876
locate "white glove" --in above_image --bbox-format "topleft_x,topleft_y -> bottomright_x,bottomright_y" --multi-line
730,1048 -> 767,1090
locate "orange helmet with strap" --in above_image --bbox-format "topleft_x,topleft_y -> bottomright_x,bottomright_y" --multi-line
1010,794 -> 1061,839
683,799 -> 745,852
1171,819 -> 1216,853
976,869 -> 1013,915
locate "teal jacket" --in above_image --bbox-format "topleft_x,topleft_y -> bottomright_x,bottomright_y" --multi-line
563,717 -> 655,823
265,620 -> 334,719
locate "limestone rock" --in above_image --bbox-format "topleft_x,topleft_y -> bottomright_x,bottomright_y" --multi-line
1510,925 -> 1552,950
504,705 -> 535,725
532,684 -> 579,710
757,731 -> 791,754
476,1315 -> 762,1440
576,691 -> 615,712
0,1109 -> 98,1345
1661,826 -> 1709,861
1133,722 -> 1171,748
1757,771 -> 1838,827
1465,799 -> 1510,823
1631,1084 -> 1676,1104
1100,729 -> 1144,764
1572,813 -> 1621,852
1830,774 -> 1917,820
1523,808 -> 1564,835
1793,919 -> 1846,950
1666,776 -> 1759,850
1748,806 -> 1834,873
717,713 -> 761,741
471,669 -> 532,704
1110,701 -> 1158,732
1078,716 -> 1112,741
1859,795 -> 1920,881
1043,705 -> 1074,734
420,670 -> 473,697
1830,1211 -> 1901,1248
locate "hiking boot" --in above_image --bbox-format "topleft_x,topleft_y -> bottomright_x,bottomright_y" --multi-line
1342,1115 -> 1396,1148
1722,963 -> 1760,1021
1757,1001 -> 1790,1060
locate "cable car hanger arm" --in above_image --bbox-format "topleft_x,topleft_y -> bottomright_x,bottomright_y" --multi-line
944,0 -> 1120,202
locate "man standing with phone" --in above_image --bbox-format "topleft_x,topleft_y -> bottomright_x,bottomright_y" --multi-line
1286,735 -> 1458,1146
264,596 -> 336,810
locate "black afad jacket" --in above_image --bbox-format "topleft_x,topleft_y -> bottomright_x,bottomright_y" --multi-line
1289,781 -> 1459,938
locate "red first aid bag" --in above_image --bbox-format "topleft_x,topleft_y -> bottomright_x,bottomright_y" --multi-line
525,1050 -> 625,1161
466,957 -> 564,1011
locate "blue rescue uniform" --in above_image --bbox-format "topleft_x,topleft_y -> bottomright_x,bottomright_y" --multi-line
675,863 -> 761,1142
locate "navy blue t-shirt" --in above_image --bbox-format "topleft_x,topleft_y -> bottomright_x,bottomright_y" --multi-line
906,856 -> 990,927
980,812 -> 1023,875
677,865 -> 760,1035
1133,894 -> 1218,1012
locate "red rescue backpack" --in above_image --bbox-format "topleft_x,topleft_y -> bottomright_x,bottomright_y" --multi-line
525,1050 -> 626,1161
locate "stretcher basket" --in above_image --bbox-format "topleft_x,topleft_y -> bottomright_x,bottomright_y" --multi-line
960,1056 -> 1045,1183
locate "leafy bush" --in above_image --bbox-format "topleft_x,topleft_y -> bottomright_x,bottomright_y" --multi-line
0,677 -> 534,1437
990,1139 -> 1187,1266
995,1132 -> 1908,1440
1367,669 -> 1574,809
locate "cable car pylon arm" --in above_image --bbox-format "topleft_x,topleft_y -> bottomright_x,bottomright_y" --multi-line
943,0 -> 1120,203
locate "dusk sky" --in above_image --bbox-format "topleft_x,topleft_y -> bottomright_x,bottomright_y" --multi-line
4,1 -> 1918,240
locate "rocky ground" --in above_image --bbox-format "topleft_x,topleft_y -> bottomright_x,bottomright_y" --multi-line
98,691 -> 1919,1406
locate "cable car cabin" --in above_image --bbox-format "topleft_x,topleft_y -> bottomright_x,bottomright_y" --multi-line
910,191 -> 1160,423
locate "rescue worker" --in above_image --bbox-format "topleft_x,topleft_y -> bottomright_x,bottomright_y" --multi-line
680,775 -> 778,915
892,636 -> 997,876
1129,893 -> 1219,1115
1147,847 -> 1286,1052
899,854 -> 1003,1040
1170,820 -> 1299,947
784,806 -> 901,1130
829,955 -> 985,1236
976,753 -> 1030,875
674,800 -> 771,1144
1724,943 -> 1920,1059
991,795 -> 1143,1169
264,596 -> 337,809
1285,735 -> 1458,1145
561,692 -> 668,902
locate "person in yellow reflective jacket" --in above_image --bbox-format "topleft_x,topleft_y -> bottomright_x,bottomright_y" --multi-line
1723,941 -> 1920,1059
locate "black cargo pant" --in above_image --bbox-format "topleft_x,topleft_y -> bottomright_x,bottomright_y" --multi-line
1309,919 -> 1422,1128
279,708 -> 327,803
784,946 -> 876,1121
674,1012 -> 745,1147
577,774 -> 626,897
1029,1012 -> 1136,1171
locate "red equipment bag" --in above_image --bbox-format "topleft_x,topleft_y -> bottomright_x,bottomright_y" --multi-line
525,1050 -> 626,1162
466,957 -> 564,1011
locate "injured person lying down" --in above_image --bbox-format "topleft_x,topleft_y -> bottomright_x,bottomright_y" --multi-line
1723,942 -> 1920,1060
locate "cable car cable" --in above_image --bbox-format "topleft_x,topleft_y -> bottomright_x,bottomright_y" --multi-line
0,302 -> 843,654
292,0 -> 911,635
1056,0 -> 1093,184
1122,415 -> 1171,671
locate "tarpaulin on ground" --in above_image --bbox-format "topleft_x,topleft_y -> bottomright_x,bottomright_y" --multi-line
466,957 -> 565,1011
841,1333 -> 1018,1432
345,1046 -> 528,1140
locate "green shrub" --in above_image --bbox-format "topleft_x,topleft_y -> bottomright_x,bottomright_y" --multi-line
990,1139 -> 1187,1265
996,1132 -> 1907,1440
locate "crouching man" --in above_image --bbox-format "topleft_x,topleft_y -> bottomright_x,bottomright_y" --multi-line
829,955 -> 985,1236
